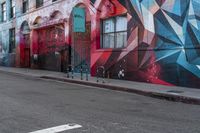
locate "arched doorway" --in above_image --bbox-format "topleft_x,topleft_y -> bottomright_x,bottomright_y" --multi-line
70,4 -> 91,73
20,21 -> 31,68
32,14 -> 67,71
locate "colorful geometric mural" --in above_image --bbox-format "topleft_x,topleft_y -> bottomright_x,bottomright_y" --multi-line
90,0 -> 200,88
126,0 -> 200,87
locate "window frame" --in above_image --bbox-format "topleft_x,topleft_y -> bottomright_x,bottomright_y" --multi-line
22,0 -> 29,13
2,2 -> 6,22
10,0 -> 15,18
100,14 -> 128,49
36,0 -> 43,8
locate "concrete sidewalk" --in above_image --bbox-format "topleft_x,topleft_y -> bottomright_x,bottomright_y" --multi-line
0,66 -> 200,105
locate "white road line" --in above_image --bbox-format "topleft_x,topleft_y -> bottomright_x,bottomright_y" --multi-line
29,123 -> 82,133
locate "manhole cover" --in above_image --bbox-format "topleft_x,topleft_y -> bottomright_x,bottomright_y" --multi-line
167,90 -> 184,93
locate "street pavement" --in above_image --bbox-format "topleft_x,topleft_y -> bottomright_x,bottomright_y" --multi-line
1,66 -> 200,105
0,72 -> 200,133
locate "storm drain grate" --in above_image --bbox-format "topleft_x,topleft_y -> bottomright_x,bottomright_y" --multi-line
167,90 -> 184,94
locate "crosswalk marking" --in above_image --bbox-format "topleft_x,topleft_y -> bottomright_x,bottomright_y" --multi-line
29,123 -> 82,133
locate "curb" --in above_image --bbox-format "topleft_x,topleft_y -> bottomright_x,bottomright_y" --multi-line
40,76 -> 200,105
0,69 -> 39,78
0,69 -> 200,105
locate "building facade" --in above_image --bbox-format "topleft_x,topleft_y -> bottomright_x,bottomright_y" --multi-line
0,0 -> 200,89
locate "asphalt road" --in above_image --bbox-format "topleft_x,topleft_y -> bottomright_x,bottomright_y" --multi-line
0,72 -> 200,133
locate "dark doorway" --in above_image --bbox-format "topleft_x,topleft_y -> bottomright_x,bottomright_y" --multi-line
24,34 -> 31,67
60,47 -> 71,72
21,21 -> 31,68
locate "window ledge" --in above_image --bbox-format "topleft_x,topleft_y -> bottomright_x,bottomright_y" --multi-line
95,48 -> 127,52
10,17 -> 16,21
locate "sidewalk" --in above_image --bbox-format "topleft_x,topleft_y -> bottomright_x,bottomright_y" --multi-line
0,66 -> 200,105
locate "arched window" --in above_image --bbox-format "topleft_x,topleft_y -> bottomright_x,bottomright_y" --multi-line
21,21 -> 30,34
50,10 -> 63,20
33,16 -> 43,25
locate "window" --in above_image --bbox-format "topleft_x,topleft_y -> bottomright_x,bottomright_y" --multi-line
2,2 -> 6,22
22,0 -> 28,13
101,16 -> 127,49
9,28 -> 15,53
36,0 -> 43,8
10,0 -> 15,18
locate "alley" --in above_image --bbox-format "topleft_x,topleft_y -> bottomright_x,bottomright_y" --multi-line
0,72 -> 200,133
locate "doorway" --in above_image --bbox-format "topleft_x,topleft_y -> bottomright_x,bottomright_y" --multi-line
70,5 -> 91,73
60,47 -> 71,72
23,32 -> 31,67
21,21 -> 31,68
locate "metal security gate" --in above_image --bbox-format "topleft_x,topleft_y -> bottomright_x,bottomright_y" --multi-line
72,23 -> 91,73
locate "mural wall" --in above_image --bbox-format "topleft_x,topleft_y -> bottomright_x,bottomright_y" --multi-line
90,0 -> 200,88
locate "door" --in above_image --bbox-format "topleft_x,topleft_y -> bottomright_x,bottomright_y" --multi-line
60,49 -> 67,72
24,34 -> 31,67
72,23 -> 91,73
24,48 -> 30,67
